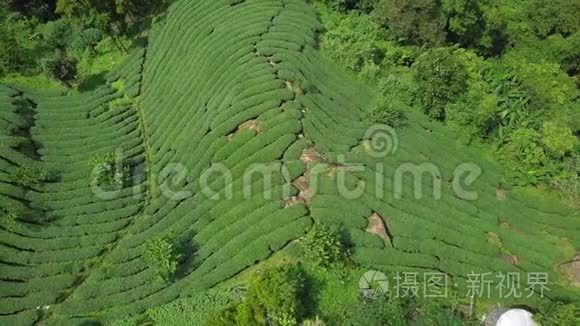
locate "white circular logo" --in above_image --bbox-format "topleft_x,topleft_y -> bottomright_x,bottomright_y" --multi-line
359,270 -> 389,299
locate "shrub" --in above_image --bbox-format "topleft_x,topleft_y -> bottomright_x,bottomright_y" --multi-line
237,264 -> 307,326
320,13 -> 384,72
40,19 -> 73,50
40,52 -> 78,86
445,80 -> 499,141
319,0 -> 378,13
108,95 -> 133,110
528,0 -> 580,38
373,0 -> 446,46
144,235 -> 182,281
0,205 -> 17,232
551,153 -> 580,208
0,26 -> 25,76
413,47 -> 469,119
111,79 -> 126,92
10,165 -> 49,187
534,302 -> 578,326
497,128 -> 550,184
298,223 -> 344,267
541,121 -> 576,158
346,296 -> 405,325
89,152 -> 128,190
366,100 -> 403,127
441,0 -> 484,47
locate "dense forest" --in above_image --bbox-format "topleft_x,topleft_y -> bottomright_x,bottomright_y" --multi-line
0,0 -> 578,325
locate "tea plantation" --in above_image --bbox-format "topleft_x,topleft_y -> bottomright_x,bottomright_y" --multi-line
0,0 -> 578,324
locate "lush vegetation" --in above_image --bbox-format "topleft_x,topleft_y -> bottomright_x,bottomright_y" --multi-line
0,0 -> 171,89
317,0 -> 579,200
144,235 -> 182,281
0,0 -> 578,325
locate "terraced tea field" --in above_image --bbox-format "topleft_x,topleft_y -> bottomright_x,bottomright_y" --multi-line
0,0 -> 578,324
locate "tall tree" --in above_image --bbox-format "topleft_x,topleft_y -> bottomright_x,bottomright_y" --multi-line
373,0 -> 447,46
528,0 -> 580,38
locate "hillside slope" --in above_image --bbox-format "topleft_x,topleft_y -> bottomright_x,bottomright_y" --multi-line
0,0 -> 578,324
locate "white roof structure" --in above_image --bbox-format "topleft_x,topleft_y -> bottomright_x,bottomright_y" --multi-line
496,309 -> 538,326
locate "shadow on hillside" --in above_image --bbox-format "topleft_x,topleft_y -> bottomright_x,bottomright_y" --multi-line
77,72 -> 108,92
174,230 -> 199,280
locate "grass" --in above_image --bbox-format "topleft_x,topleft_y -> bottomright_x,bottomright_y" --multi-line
0,72 -> 67,92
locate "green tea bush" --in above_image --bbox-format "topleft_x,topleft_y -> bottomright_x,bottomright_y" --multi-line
366,100 -> 403,127
298,223 -> 344,267
108,95 -> 133,111
143,235 -> 182,281
10,165 -> 49,187
0,205 -> 17,231
89,152 -> 128,189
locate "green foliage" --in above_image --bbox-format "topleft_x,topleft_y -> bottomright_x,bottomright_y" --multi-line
346,296 -> 405,324
111,79 -> 126,92
497,128 -> 550,184
10,165 -> 49,187
441,0 -> 484,46
443,50 -> 499,139
240,264 -> 306,325
541,121 -> 576,158
299,223 -> 344,267
40,52 -> 78,86
326,288 -> 469,325
503,55 -> 577,107
69,27 -> 105,55
1,0 -> 55,18
528,0 -> 580,38
557,32 -> 580,78
0,204 -> 17,231
534,302 -> 579,326
213,264 -> 307,326
301,317 -> 326,326
108,95 -> 133,110
40,19 -> 73,50
320,12 -> 384,72
143,235 -> 182,281
439,0 -> 509,56
318,0 -> 378,13
374,0 -> 446,46
88,152 -> 128,189
0,26 -> 25,76
413,47 -> 469,119
366,100 -> 403,127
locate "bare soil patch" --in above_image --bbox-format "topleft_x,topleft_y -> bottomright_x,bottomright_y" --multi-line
366,212 -> 393,246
